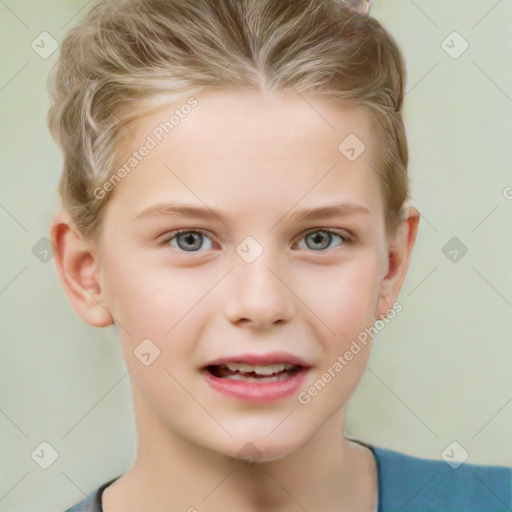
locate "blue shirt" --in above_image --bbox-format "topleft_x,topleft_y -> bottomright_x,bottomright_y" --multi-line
64,443 -> 511,511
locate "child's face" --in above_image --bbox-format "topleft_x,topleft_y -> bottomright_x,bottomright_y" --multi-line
81,90 -> 411,460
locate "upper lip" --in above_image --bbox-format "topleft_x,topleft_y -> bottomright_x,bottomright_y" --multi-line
203,352 -> 312,368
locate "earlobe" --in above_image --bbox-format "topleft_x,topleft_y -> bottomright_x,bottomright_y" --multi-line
375,205 -> 420,319
49,210 -> 113,327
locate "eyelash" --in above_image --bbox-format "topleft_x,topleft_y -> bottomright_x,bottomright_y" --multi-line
160,228 -> 353,253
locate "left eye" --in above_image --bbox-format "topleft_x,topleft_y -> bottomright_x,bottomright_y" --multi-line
296,230 -> 346,251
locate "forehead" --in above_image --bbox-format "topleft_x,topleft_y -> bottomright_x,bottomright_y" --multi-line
107,89 -> 383,226
133,89 -> 376,161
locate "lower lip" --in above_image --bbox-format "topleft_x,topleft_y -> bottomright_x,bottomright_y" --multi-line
202,369 -> 310,404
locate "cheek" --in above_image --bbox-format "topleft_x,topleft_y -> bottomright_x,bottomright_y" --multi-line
102,253 -> 207,336
295,251 -> 383,343
298,259 -> 380,411
101,255 -> 213,376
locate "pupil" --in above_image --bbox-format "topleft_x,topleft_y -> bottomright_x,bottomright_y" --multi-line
308,231 -> 330,250
179,232 -> 201,250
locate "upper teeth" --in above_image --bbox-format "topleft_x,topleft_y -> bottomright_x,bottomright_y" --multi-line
225,362 -> 295,375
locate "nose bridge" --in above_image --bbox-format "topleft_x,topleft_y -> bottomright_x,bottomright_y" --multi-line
223,244 -> 295,328
235,253 -> 282,294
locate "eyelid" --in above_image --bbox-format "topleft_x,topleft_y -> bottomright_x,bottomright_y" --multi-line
160,228 -> 218,246
292,229 -> 353,252
295,227 -> 353,244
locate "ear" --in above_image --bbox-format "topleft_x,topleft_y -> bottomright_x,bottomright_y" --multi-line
49,210 -> 113,327
375,205 -> 420,319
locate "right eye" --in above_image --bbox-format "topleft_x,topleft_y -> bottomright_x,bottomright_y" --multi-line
161,229 -> 217,252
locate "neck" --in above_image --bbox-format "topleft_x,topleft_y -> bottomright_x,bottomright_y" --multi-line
103,385 -> 377,512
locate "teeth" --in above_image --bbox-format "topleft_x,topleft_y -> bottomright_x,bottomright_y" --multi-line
254,365 -> 274,375
226,362 -> 253,372
224,362 -> 296,375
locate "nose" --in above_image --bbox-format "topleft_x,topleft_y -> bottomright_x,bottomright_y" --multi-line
224,255 -> 295,330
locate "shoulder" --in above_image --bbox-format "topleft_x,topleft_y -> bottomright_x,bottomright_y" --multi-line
372,445 -> 511,512
63,477 -> 120,512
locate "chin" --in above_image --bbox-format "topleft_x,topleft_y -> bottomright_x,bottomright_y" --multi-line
212,430 -> 308,465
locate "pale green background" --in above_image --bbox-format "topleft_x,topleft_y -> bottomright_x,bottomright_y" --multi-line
1,0 -> 511,510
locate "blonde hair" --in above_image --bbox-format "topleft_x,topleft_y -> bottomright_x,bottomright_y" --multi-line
48,0 -> 409,239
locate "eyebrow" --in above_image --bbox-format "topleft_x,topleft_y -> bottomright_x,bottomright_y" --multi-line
135,201 -> 371,224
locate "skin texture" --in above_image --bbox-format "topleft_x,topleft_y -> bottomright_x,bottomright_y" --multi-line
51,89 -> 420,512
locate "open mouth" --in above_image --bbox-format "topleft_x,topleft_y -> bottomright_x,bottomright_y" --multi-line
205,362 -> 302,382
201,354 -> 311,403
